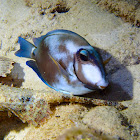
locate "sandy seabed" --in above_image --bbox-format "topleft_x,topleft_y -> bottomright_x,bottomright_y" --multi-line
0,0 -> 140,139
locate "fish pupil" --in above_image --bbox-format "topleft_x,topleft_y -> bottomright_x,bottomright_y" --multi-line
80,53 -> 88,61
79,49 -> 89,61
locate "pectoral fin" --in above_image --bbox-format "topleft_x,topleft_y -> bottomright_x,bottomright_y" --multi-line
103,56 -> 111,65
48,54 -> 71,81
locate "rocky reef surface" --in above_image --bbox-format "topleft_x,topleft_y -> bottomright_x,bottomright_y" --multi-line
0,0 -> 139,139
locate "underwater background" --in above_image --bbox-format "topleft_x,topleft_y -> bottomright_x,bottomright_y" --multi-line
0,0 -> 140,139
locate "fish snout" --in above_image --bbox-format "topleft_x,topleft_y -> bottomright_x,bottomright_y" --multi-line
99,86 -> 107,89
96,79 -> 109,90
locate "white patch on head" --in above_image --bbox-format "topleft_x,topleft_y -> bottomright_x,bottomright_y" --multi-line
82,64 -> 102,84
82,64 -> 108,87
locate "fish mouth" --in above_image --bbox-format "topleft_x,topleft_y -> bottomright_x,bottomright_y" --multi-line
83,78 -> 109,90
98,86 -> 107,89
96,79 -> 109,90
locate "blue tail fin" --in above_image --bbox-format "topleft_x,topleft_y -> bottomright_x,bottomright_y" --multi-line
15,37 -> 35,58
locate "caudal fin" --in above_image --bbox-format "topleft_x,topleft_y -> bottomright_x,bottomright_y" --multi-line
15,37 -> 35,58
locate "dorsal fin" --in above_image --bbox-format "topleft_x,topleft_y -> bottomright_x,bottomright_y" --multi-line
33,35 -> 47,47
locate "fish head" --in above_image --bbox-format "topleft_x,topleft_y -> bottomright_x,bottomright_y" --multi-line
74,48 -> 108,90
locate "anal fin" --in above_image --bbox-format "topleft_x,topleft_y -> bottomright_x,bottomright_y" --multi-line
26,60 -> 59,91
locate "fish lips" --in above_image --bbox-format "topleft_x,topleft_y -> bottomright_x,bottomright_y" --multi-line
84,80 -> 108,90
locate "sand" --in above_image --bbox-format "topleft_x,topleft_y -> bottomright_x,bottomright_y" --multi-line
0,0 -> 140,139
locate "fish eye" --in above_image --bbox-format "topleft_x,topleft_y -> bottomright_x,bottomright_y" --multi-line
79,49 -> 89,61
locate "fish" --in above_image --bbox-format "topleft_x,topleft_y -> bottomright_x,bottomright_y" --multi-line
15,29 -> 108,95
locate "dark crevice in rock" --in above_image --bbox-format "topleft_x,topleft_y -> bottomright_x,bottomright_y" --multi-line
51,4 -> 70,13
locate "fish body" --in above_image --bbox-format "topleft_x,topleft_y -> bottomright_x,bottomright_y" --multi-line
15,30 -> 108,95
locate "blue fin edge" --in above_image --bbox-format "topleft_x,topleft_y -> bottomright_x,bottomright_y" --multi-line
26,60 -> 60,92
